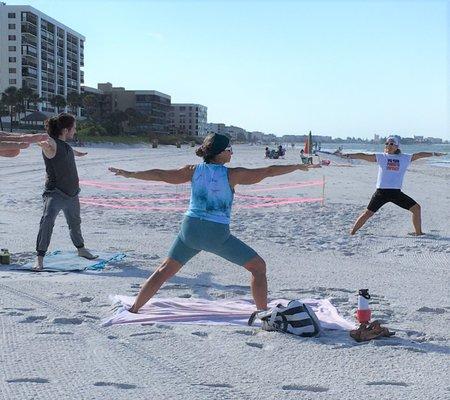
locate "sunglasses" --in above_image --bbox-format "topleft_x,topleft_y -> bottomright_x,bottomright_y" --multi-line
385,142 -> 396,146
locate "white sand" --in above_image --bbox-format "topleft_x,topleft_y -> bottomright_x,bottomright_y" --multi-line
0,144 -> 449,399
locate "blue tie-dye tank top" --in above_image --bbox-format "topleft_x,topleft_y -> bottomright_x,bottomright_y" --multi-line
185,163 -> 234,224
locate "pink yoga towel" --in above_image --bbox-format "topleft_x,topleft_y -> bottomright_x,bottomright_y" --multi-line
102,296 -> 356,330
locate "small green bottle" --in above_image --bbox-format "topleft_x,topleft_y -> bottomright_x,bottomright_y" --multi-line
0,249 -> 10,265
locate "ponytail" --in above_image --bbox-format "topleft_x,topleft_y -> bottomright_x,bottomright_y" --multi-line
45,113 -> 75,139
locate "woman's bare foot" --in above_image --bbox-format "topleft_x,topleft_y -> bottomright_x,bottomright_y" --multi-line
77,247 -> 98,260
128,305 -> 139,314
32,256 -> 44,271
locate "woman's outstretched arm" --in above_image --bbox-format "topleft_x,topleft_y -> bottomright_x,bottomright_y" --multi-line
339,153 -> 376,162
411,152 -> 446,161
109,165 -> 195,184
229,164 -> 320,186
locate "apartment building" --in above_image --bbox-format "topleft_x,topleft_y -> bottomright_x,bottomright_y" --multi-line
83,82 -> 172,135
205,122 -> 226,137
170,103 -> 207,136
0,4 -> 85,113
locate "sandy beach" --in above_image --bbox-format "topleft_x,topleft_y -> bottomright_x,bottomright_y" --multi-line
0,144 -> 449,400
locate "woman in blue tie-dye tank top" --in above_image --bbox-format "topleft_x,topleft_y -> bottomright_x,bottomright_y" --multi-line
109,134 -> 320,313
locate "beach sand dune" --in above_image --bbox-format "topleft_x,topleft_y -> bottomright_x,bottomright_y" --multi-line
0,144 -> 448,399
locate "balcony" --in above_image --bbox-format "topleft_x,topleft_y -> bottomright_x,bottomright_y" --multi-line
22,58 -> 38,68
21,13 -> 37,26
21,45 -> 38,58
22,36 -> 37,47
23,79 -> 38,91
22,66 -> 38,78
41,42 -> 55,53
21,22 -> 37,37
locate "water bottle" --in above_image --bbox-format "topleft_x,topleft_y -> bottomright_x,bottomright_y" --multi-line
356,289 -> 371,324
0,249 -> 11,265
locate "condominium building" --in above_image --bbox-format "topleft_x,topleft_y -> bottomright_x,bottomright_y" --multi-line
206,122 -> 227,137
0,4 -> 85,113
83,82 -> 172,135
170,103 -> 207,136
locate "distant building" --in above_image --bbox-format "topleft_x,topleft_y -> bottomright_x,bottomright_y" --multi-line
170,103 -> 207,136
82,82 -> 171,135
425,137 -> 443,144
226,125 -> 247,141
206,123 -> 226,136
0,3 -> 85,114
248,131 -> 264,142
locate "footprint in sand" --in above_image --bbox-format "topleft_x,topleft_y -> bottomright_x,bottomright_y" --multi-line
53,317 -> 83,325
193,383 -> 233,388
191,331 -> 208,338
83,315 -> 101,321
178,294 -> 192,298
6,311 -> 24,316
7,377 -> 49,384
80,297 -> 94,303
38,331 -> 74,335
93,381 -> 137,390
366,381 -> 408,387
282,384 -> 329,392
416,307 -> 447,314
129,332 -> 161,338
19,315 -> 47,323
245,341 -> 263,349
234,330 -> 255,336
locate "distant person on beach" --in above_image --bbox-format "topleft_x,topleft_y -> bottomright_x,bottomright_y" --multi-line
109,133 -> 321,313
34,113 -> 97,271
277,145 -> 285,158
0,131 -> 47,157
340,136 -> 446,236
265,147 -> 270,158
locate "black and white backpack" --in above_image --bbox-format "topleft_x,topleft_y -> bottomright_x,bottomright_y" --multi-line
248,300 -> 321,337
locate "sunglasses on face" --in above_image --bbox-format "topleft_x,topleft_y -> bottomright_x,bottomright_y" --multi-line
385,142 -> 396,146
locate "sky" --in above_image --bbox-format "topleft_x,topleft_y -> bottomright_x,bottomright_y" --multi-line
7,0 -> 449,139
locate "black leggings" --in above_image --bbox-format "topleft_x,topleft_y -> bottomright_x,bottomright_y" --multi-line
367,189 -> 417,213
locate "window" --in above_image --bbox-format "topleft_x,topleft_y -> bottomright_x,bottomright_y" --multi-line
8,13 -> 16,18
9,57 -> 16,62
9,68 -> 16,73
9,24 -> 16,29
9,79 -> 17,84
8,35 -> 16,40
8,46 -> 16,51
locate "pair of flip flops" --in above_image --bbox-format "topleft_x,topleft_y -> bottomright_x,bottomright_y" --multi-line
350,320 -> 395,342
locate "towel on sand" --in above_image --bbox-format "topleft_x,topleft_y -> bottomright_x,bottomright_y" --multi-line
13,250 -> 126,272
102,296 -> 356,330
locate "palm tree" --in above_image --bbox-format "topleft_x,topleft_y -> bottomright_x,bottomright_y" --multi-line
1,86 -> 19,132
29,92 -> 41,112
50,95 -> 67,114
124,107 -> 146,130
67,91 -> 82,114
0,98 -> 8,131
26,92 -> 42,127
16,86 -> 33,125
82,94 -> 101,121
